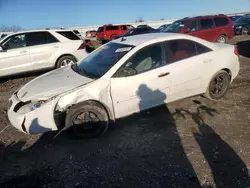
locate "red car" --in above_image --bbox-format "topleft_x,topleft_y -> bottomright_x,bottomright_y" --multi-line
164,14 -> 234,43
85,30 -> 97,38
96,24 -> 134,42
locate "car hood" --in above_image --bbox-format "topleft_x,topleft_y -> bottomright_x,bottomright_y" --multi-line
17,66 -> 94,102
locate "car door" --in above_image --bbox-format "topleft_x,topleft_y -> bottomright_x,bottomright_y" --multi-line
196,18 -> 217,41
27,31 -> 60,69
163,39 -> 212,102
110,42 -> 171,118
185,20 -> 200,37
0,33 -> 30,76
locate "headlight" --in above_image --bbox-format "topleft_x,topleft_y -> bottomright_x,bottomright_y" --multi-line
30,100 -> 46,111
236,26 -> 242,29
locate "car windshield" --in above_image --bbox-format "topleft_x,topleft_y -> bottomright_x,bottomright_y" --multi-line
164,20 -> 186,32
74,42 -> 135,78
97,27 -> 104,32
234,16 -> 250,23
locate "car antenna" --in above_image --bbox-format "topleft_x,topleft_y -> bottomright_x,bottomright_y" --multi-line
121,37 -> 126,42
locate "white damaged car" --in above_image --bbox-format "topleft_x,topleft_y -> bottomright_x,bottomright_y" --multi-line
8,33 -> 240,138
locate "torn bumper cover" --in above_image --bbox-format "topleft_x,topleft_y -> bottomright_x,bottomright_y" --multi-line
7,94 -> 59,134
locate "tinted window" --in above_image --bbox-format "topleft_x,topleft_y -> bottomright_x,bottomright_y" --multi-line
97,27 -> 104,32
3,34 -> 26,50
76,42 -> 134,78
57,31 -> 80,40
116,44 -> 163,77
166,40 -> 196,63
106,26 -> 119,30
73,30 -> 80,34
26,32 -> 59,46
195,43 -> 212,54
200,19 -> 215,29
214,17 -> 229,27
187,20 -> 199,32
121,25 -> 127,30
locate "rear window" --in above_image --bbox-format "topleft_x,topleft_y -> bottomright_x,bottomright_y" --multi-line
97,27 -> 104,32
56,31 -> 80,40
214,17 -> 229,27
106,26 -> 119,30
73,30 -> 80,34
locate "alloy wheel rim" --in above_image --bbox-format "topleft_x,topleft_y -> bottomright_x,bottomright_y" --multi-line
60,59 -> 74,68
210,75 -> 227,96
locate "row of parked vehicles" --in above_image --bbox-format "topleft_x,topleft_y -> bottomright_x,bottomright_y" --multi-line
87,14 -> 250,44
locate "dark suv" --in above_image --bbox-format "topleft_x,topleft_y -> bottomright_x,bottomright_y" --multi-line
233,16 -> 250,35
164,14 -> 234,43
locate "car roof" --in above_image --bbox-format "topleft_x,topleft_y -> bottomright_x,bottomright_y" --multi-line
176,14 -> 229,22
5,29 -> 75,36
112,33 -> 199,46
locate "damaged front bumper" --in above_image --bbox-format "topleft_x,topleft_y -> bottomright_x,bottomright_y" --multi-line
7,94 -> 59,134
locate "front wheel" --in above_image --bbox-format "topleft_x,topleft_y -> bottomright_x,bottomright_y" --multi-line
65,102 -> 109,138
241,27 -> 249,35
204,70 -> 230,100
56,55 -> 76,69
216,35 -> 227,44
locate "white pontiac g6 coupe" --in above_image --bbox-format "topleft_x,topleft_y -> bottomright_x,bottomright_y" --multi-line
8,33 -> 240,138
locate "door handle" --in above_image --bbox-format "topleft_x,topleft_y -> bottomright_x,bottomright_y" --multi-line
203,59 -> 212,63
158,72 -> 170,77
20,50 -> 27,54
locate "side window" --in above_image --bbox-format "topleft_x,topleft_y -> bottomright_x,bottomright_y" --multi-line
200,19 -> 215,29
195,42 -> 212,55
46,32 -> 59,43
26,32 -> 47,46
121,25 -> 127,30
3,34 -> 27,50
187,20 -> 199,32
166,39 -> 196,63
214,17 -> 229,27
115,44 -> 163,77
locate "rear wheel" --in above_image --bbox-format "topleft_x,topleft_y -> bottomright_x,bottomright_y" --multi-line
216,35 -> 227,44
241,27 -> 249,35
204,70 -> 230,100
56,55 -> 76,69
65,102 -> 109,138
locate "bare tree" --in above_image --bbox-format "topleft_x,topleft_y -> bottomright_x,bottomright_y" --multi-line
0,25 -> 23,32
135,16 -> 144,23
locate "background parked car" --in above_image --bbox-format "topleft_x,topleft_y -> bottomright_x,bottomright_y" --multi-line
164,14 -> 234,43
85,30 -> 97,38
0,29 -> 88,77
96,24 -> 134,42
233,16 -> 250,35
113,26 -> 158,40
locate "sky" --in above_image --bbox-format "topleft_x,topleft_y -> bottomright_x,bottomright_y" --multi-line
0,0 -> 250,29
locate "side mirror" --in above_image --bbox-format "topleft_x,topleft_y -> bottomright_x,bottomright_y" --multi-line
183,27 -> 189,33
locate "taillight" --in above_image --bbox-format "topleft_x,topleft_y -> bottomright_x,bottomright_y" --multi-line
234,47 -> 239,56
77,43 -> 86,50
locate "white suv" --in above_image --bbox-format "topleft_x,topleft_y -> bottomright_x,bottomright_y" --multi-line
0,29 -> 89,77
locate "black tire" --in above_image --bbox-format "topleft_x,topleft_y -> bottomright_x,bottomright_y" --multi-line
56,55 -> 76,69
204,70 -> 230,100
241,27 -> 249,35
216,35 -> 227,44
65,102 -> 109,138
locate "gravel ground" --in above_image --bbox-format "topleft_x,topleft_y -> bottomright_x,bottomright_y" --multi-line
0,37 -> 250,188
